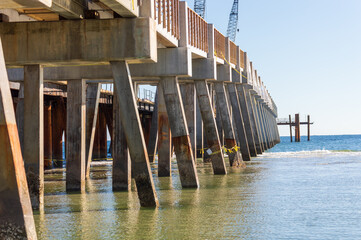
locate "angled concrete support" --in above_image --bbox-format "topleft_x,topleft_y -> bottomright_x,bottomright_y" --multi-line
85,83 -> 101,178
227,83 -> 251,161
236,85 -> 257,157
0,39 -> 37,240
259,103 -> 270,149
147,88 -> 158,163
160,76 -> 199,188
194,80 -> 227,174
214,82 -> 244,167
254,100 -> 267,150
245,89 -> 263,154
157,85 -> 172,177
66,80 -> 86,192
112,91 -> 131,191
251,96 -> 265,152
24,65 -> 44,209
180,83 -> 196,158
15,83 -> 24,154
111,60 -> 158,207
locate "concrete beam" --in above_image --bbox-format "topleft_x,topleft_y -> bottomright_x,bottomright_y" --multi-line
180,58 -> 217,81
111,60 -> 158,207
0,0 -> 51,9
0,18 -> 157,66
0,38 -> 37,240
100,0 -> 139,17
160,76 -> 199,188
7,48 -> 191,81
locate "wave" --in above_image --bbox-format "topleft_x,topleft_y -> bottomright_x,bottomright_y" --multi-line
261,149 -> 361,159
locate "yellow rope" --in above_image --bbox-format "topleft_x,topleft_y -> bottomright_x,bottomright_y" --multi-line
214,51 -> 248,80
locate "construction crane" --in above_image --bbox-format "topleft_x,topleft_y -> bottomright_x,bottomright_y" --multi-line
194,0 -> 206,19
227,0 -> 239,42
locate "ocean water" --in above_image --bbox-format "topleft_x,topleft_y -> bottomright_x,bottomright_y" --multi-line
35,135 -> 361,239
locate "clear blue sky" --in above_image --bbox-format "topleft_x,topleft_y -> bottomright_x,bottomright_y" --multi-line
181,0 -> 361,136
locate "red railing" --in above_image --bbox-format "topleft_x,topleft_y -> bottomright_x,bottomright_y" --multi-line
187,7 -> 208,53
214,29 -> 226,59
240,49 -> 245,69
154,0 -> 180,39
230,41 -> 237,65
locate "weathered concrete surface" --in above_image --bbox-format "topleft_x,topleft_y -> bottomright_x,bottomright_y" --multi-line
0,38 -> 38,240
214,82 -> 244,168
85,83 -> 101,179
112,91 -> 131,191
66,80 -> 86,192
250,94 -> 264,153
180,83 -> 196,157
181,58 -> 217,80
227,83 -> 251,161
111,60 -> 158,207
129,47 -> 192,77
194,80 -> 227,174
99,0 -> 139,17
157,85 -> 172,177
147,89 -> 158,163
236,84 -> 257,157
15,83 -> 24,154
24,65 -> 44,209
244,88 -> 262,154
0,18 -> 157,66
0,0 -> 51,9
160,76 -> 199,188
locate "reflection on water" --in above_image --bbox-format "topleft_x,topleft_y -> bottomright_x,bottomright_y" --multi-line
35,152 -> 361,239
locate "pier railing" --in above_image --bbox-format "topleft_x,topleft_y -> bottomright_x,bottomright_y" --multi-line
155,0 -> 180,40
230,41 -> 237,65
240,49 -> 245,69
187,7 -> 208,52
214,29 -> 226,59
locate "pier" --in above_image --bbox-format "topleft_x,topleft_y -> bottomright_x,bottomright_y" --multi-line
277,114 -> 314,142
0,0 -> 280,238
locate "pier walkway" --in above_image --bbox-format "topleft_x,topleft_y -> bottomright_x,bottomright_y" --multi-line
0,0 -> 280,238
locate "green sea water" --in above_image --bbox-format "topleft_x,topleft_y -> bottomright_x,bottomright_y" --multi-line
35,135 -> 361,239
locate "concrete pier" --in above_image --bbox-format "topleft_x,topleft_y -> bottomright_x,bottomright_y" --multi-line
0,0 -> 282,225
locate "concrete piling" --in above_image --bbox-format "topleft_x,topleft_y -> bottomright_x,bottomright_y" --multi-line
157,85 -> 172,177
194,80 -> 227,174
24,64 -> 44,209
66,80 -> 86,192
160,76 -> 199,188
111,60 -> 158,207
112,91 -> 131,191
227,83 -> 251,161
214,82 -> 244,167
